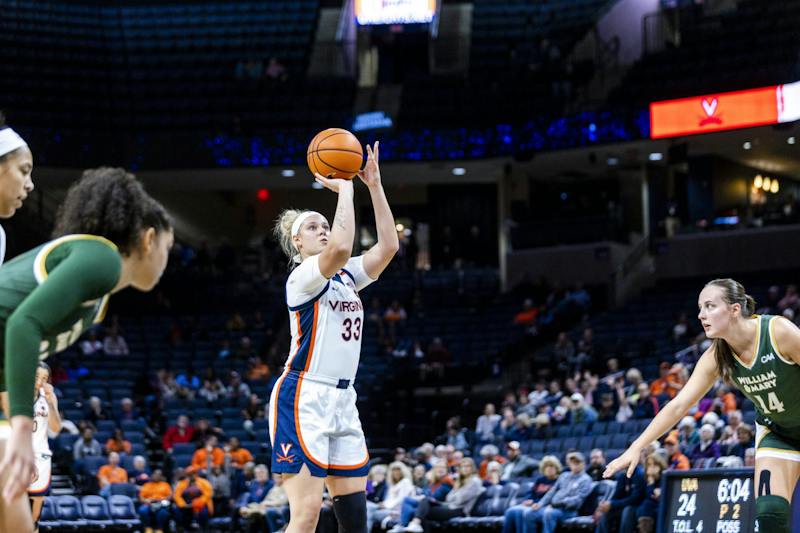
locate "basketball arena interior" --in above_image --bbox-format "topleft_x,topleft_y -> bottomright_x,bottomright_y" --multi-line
1,0 -> 800,531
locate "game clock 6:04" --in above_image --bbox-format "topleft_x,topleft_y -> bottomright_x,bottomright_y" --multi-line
660,470 -> 755,533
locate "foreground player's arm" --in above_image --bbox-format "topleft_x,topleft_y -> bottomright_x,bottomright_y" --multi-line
770,316 -> 800,364
358,142 -> 399,279
5,240 -> 120,418
604,348 -> 719,478
314,176 -> 355,279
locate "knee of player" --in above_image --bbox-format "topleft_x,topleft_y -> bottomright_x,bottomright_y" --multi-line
289,502 -> 322,526
756,495 -> 791,533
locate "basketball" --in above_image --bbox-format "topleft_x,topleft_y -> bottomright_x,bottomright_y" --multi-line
307,128 -> 364,180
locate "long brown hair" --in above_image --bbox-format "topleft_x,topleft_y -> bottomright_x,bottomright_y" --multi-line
705,278 -> 756,384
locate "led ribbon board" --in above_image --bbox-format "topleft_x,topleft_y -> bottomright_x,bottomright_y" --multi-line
355,0 -> 437,25
650,81 -> 800,138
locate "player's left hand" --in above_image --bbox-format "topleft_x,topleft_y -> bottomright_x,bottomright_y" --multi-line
357,142 -> 381,188
43,383 -> 56,403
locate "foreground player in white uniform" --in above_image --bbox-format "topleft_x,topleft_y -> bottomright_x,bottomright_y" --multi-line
29,363 -> 60,533
271,142 -> 398,533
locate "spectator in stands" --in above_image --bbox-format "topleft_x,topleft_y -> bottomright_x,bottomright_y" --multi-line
103,325 -> 129,356
636,454 -> 667,533
421,337 -> 451,381
744,448 -> 755,468
527,381 -> 548,408
226,311 -> 247,332
594,453 -> 645,533
156,369 -> 178,400
688,424 -> 721,465
176,367 -> 201,391
552,332 -> 575,373
230,461 -> 257,503
506,413 -> 534,441
401,458 -> 483,532
443,417 -> 469,451
84,395 -> 111,425
722,409 -> 744,443
546,380 -> 563,406
242,393 -> 265,421
105,428 -> 132,454
80,330 -> 104,356
513,299 -> 539,329
525,451 -> 593,533
663,434 -> 690,471
383,300 -> 407,343
393,459 -> 454,531
501,455 -> 562,533
671,312 -> 691,346
475,403 -> 501,443
484,461 -> 504,487
162,414 -> 194,452
631,383 -> 659,419
367,461 -> 415,531
586,449 -> 606,481
98,452 -> 129,497
192,435 -> 225,473
648,362 -> 673,400
501,441 -> 538,481
726,424 -> 755,459
73,427 -> 102,462
225,437 -> 254,470
778,284 -> 799,312
174,466 -> 214,530
138,469 -> 172,533
240,473 -> 289,532
128,455 -> 151,486
198,377 -> 227,403
59,409 -> 80,435
596,392 -> 617,422
265,57 -> 288,82
677,416 -> 699,450
192,418 -> 224,445
366,464 -> 388,504
207,464 -> 231,513
238,337 -> 255,360
412,464 -> 426,488
478,444 -> 506,480
569,392 -> 598,424
116,397 -> 141,423
226,371 -> 251,404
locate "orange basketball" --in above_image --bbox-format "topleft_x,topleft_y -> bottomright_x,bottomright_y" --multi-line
307,128 -> 363,180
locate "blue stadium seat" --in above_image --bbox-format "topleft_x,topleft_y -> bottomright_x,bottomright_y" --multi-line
120,420 -> 145,433
109,483 -> 139,499
96,420 -> 117,432
174,453 -> 193,468
82,455 -> 107,476
108,495 -> 141,530
54,495 -> 88,530
172,442 -> 197,455
38,496 -> 60,532
81,495 -> 115,529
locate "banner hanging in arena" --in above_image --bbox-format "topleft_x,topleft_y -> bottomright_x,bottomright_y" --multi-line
650,81 -> 800,138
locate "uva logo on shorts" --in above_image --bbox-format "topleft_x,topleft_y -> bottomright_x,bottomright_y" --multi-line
277,443 -> 296,463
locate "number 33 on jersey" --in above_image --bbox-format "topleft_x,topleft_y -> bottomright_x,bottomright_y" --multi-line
284,254 -> 376,383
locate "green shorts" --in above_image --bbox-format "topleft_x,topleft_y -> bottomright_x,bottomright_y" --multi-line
756,423 -> 800,462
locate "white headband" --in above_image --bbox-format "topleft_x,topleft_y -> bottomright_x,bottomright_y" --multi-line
291,211 -> 323,239
0,128 -> 27,158
291,211 -> 324,263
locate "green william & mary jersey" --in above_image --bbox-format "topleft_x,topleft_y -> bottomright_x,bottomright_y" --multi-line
731,314 -> 800,442
0,234 -> 121,418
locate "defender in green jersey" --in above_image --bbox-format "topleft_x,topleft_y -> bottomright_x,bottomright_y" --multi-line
605,279 -> 800,533
0,167 -> 172,533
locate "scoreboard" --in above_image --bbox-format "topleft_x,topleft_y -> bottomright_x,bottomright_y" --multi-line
659,469 -> 755,533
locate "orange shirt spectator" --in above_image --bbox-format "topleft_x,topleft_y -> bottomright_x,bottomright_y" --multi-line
228,447 -> 253,469
98,464 -> 129,486
140,480 -> 173,502
247,356 -> 270,382
192,445 -> 225,471
175,470 -> 214,514
479,456 -> 507,479
106,438 -> 132,454
513,299 -> 539,326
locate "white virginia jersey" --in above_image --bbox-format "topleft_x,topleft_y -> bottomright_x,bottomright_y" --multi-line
32,390 -> 50,454
284,255 -> 376,383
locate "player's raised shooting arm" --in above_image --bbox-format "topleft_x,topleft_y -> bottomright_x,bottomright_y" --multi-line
359,142 -> 399,279
5,242 -> 119,418
770,316 -> 800,364
317,180 -> 355,279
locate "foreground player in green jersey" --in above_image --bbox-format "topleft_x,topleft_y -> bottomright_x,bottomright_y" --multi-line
0,167 -> 173,532
605,278 -> 800,533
